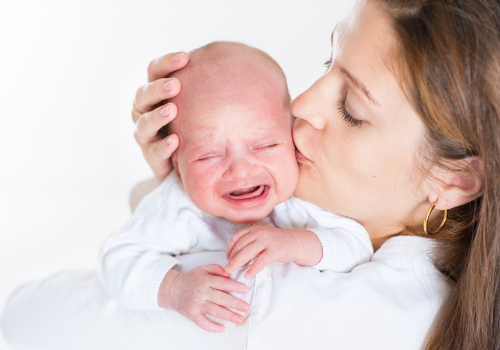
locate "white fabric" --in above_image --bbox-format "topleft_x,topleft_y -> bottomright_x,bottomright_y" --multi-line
1,236 -> 454,350
99,171 -> 373,310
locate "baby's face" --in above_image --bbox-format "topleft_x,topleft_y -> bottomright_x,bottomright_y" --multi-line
172,56 -> 298,223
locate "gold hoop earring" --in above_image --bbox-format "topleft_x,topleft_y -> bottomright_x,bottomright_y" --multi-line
423,200 -> 448,235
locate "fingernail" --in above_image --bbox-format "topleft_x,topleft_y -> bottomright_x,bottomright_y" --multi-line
166,136 -> 172,145
161,106 -> 169,117
242,286 -> 249,293
172,52 -> 184,62
243,304 -> 250,311
244,273 -> 250,279
163,80 -> 173,91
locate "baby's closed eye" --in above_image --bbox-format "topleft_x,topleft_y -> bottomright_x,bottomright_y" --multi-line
253,143 -> 281,151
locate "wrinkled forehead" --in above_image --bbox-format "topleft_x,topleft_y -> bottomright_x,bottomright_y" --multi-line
170,43 -> 291,138
174,44 -> 288,103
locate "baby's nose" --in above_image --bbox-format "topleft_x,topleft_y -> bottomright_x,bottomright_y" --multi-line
223,158 -> 259,181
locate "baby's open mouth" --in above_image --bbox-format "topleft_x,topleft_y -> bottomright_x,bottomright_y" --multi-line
227,185 -> 266,200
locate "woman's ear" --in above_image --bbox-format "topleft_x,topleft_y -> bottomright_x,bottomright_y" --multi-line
428,156 -> 483,210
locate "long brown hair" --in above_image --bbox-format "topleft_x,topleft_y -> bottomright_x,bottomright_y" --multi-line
378,0 -> 500,348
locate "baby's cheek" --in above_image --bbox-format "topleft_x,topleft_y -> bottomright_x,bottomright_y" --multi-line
277,154 -> 300,198
184,168 -> 221,214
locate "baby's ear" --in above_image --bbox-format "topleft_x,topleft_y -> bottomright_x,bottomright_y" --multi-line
171,151 -> 182,182
428,156 -> 483,210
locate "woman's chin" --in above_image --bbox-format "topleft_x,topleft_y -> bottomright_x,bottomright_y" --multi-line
294,168 -> 320,202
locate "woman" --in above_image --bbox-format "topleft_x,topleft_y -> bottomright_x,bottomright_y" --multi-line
1,0 -> 498,349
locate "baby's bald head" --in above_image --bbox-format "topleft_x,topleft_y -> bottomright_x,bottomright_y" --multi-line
164,41 -> 291,136
165,42 -> 298,223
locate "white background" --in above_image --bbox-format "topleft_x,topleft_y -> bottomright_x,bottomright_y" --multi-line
0,0 -> 355,348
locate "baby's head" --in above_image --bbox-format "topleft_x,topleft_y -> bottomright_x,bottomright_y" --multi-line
168,41 -> 298,224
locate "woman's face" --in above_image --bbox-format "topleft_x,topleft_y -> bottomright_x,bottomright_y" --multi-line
292,0 -> 429,245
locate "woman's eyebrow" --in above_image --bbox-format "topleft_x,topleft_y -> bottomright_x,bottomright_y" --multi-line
339,66 -> 380,106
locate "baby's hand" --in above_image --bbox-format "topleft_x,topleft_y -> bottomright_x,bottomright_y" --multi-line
162,265 -> 250,333
225,226 -> 323,279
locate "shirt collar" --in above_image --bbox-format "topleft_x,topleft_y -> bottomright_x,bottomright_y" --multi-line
371,235 -> 439,272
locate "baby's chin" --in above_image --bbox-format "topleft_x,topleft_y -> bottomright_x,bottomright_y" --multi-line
225,211 -> 271,224
206,197 -> 281,224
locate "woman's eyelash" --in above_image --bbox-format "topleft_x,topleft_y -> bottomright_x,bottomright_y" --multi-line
338,97 -> 363,127
323,60 -> 331,68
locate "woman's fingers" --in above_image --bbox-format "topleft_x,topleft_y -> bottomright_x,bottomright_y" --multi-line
191,313 -> 225,333
135,103 -> 177,139
204,302 -> 245,326
133,78 -> 181,117
147,52 -> 189,82
132,134 -> 179,182
139,133 -> 179,159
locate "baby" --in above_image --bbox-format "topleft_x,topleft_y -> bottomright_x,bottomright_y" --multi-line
99,42 -> 373,333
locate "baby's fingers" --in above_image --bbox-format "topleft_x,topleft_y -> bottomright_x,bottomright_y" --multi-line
200,264 -> 230,278
191,313 -> 225,333
207,275 -> 249,294
243,251 -> 274,279
225,241 -> 263,274
226,228 -> 251,259
209,290 -> 250,313
205,301 -> 245,325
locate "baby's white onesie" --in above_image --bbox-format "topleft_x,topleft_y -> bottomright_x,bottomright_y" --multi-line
99,172 -> 373,310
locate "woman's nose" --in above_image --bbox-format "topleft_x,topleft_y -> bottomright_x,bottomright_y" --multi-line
291,81 -> 327,130
223,158 -> 259,181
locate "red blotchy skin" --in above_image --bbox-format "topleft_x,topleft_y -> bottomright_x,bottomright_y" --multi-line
171,43 -> 298,224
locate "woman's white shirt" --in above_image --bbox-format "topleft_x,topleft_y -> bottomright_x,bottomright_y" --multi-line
244,236 -> 453,350
1,235 -> 454,350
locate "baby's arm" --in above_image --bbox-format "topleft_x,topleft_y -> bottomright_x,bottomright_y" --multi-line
274,196 -> 373,272
225,226 -> 323,279
99,174 -> 249,331
158,265 -> 249,333
225,196 -> 373,277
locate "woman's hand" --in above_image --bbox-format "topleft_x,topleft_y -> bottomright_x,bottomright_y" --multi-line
225,226 -> 323,279
158,265 -> 250,333
132,52 -> 189,182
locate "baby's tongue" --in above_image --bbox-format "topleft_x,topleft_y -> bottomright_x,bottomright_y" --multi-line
229,186 -> 263,199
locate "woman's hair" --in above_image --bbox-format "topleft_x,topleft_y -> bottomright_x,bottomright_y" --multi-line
378,0 -> 500,348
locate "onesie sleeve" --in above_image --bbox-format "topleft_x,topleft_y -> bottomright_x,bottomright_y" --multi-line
273,196 -> 373,272
308,223 -> 373,272
98,172 -> 204,310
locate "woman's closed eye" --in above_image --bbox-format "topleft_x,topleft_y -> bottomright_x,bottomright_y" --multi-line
338,95 -> 363,128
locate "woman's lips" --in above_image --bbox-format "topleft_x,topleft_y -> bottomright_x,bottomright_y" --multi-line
223,185 -> 270,207
295,148 -> 312,163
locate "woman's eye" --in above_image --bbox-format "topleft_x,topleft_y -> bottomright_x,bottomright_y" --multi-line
338,96 -> 363,128
323,60 -> 332,68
